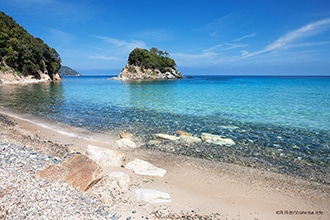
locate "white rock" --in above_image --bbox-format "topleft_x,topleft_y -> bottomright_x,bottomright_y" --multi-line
134,189 -> 171,203
125,159 -> 167,177
179,135 -> 202,144
109,171 -> 131,191
201,133 -> 235,146
115,138 -> 138,149
220,125 -> 239,131
153,133 -> 180,141
85,145 -> 126,167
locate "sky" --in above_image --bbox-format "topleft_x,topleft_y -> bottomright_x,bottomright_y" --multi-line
1,0 -> 330,75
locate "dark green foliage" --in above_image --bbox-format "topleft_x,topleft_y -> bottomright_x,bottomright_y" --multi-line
128,48 -> 176,73
0,12 -> 61,79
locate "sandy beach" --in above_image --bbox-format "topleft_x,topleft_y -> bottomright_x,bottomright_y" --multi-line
0,109 -> 329,220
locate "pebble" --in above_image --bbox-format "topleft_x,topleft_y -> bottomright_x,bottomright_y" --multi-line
0,142 -> 119,220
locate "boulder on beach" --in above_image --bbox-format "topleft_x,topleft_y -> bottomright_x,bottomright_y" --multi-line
40,154 -> 103,191
125,159 -> 167,177
201,133 -> 235,146
85,145 -> 126,167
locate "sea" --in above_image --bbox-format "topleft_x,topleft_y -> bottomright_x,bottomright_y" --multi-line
0,75 -> 329,184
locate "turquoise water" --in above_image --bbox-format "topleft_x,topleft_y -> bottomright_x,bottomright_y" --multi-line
0,75 -> 329,184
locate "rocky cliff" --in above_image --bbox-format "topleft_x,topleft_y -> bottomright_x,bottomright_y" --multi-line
118,63 -> 184,80
116,48 -> 184,80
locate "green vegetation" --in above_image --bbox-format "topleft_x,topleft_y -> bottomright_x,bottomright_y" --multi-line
59,66 -> 81,76
0,12 -> 61,79
128,47 -> 176,73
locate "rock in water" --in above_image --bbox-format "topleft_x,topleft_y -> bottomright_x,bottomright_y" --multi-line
179,135 -> 202,144
125,159 -> 167,177
153,133 -> 180,141
201,133 -> 235,146
40,154 -> 103,191
117,48 -> 184,80
176,130 -> 192,136
85,144 -> 126,167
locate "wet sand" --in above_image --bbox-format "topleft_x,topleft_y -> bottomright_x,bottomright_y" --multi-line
0,109 -> 329,219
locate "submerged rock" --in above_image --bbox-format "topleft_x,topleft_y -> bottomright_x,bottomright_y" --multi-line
119,130 -> 134,139
179,135 -> 202,144
153,133 -> 180,141
176,130 -> 192,136
125,159 -> 167,177
201,133 -> 235,146
40,154 -> 103,191
220,125 -> 239,131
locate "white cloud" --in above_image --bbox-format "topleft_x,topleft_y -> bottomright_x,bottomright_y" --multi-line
173,43 -> 247,67
232,33 -> 257,42
204,43 -> 247,52
89,36 -> 146,68
172,51 -> 218,67
93,36 -> 146,51
173,18 -> 330,68
241,18 -> 330,59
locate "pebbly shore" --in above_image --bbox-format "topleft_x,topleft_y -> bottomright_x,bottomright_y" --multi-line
0,113 -> 224,219
0,142 -> 119,219
1,111 -> 329,220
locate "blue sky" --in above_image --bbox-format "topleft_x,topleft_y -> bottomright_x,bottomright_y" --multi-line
1,0 -> 330,75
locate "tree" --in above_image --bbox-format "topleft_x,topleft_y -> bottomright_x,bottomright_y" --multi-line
128,48 -> 176,72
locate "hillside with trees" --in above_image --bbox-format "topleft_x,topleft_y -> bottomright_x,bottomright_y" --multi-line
117,47 -> 184,80
0,12 -> 61,83
59,66 -> 81,76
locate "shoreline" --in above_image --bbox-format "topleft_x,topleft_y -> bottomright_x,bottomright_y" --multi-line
0,110 -> 329,219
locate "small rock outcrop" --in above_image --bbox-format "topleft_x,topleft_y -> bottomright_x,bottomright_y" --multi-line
116,47 -> 184,80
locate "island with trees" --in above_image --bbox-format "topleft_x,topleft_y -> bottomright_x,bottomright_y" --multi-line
0,12 -> 61,84
116,47 -> 184,80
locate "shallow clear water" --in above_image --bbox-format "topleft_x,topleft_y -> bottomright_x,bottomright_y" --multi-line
0,75 -> 329,184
